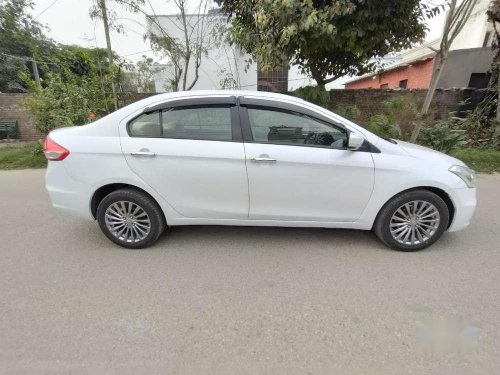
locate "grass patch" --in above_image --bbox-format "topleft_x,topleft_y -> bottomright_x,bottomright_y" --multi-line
451,148 -> 500,174
0,143 -> 47,170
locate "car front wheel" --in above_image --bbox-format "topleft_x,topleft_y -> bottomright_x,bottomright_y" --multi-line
374,190 -> 450,252
97,188 -> 166,249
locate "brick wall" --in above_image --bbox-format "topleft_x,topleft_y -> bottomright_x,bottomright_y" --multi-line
0,90 -> 491,140
0,93 -> 157,142
0,94 -> 44,141
326,88 -> 490,124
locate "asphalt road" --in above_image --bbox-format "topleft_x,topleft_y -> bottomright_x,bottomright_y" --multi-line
1,169 -> 499,374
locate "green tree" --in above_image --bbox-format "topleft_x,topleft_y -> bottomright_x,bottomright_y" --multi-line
22,45 -> 114,133
136,55 -> 159,93
216,0 -> 436,89
0,0 -> 55,92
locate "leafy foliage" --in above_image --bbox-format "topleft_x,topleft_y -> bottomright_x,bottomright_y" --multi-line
22,45 -> 114,134
217,68 -> 238,89
134,55 -> 160,93
417,118 -> 466,154
365,96 -> 420,140
0,0 -> 55,92
216,0 -> 432,87
459,96 -> 500,149
294,85 -> 330,107
335,105 -> 361,122
366,114 -> 400,139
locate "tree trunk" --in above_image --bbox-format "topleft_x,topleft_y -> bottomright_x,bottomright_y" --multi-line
99,0 -> 118,111
31,58 -> 40,87
179,1 -> 191,91
309,66 -> 326,90
496,61 -> 500,121
410,53 -> 447,142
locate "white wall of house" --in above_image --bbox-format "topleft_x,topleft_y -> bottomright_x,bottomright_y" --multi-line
148,12 -> 314,93
149,14 -> 257,92
451,0 -> 493,50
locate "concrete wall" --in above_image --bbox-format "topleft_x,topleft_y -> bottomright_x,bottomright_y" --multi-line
438,48 -> 495,88
450,0 -> 493,50
0,94 -> 44,141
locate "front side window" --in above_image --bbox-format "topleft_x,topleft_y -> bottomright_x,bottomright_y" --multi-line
128,111 -> 162,137
247,108 -> 347,149
162,106 -> 232,141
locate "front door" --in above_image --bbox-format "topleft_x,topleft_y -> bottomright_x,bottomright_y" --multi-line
241,105 -> 375,222
120,104 -> 248,219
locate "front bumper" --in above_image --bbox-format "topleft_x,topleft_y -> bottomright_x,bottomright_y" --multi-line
447,187 -> 477,232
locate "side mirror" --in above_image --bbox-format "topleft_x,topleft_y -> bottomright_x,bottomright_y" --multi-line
347,132 -> 365,150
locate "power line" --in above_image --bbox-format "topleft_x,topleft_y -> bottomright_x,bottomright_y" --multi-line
0,51 -> 60,66
34,0 -> 60,20
123,49 -> 154,57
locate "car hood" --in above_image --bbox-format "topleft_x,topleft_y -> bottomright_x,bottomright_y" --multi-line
396,140 -> 466,167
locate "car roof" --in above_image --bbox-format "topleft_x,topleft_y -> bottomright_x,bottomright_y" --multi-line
138,90 -> 307,106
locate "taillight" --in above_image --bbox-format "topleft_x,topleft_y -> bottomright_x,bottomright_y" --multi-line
43,136 -> 70,161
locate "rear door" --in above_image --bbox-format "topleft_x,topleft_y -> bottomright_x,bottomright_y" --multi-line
239,98 -> 375,222
120,97 -> 249,219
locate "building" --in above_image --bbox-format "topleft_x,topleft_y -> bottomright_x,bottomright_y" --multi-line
345,0 -> 495,90
147,11 -> 313,93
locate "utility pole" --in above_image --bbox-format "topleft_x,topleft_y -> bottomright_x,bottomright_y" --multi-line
31,57 -> 41,87
99,0 -> 118,111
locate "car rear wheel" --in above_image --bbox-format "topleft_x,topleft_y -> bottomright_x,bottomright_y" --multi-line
374,190 -> 450,252
97,188 -> 166,249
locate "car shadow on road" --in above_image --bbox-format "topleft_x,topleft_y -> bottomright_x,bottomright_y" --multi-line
153,225 -> 387,252
78,220 -> 460,255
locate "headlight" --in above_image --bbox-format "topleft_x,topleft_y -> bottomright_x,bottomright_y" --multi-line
449,165 -> 476,188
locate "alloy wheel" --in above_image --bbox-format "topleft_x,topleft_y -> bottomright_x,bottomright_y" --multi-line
389,200 -> 441,246
104,201 -> 151,243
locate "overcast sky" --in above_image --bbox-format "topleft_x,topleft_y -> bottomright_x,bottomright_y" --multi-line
31,0 -> 447,65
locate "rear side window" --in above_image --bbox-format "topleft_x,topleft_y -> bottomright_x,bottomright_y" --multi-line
162,107 -> 232,141
128,111 -> 162,137
128,106 -> 232,141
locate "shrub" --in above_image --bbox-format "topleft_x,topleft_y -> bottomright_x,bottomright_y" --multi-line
294,86 -> 330,108
383,96 -> 420,140
31,139 -> 44,158
364,95 -> 420,140
459,97 -> 500,149
335,105 -> 361,122
366,114 -> 400,139
417,117 -> 466,154
23,71 -> 108,134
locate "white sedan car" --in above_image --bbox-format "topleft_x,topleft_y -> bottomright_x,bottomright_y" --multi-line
44,90 -> 476,251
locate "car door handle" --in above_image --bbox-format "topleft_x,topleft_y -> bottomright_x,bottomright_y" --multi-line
251,157 -> 277,163
130,151 -> 156,157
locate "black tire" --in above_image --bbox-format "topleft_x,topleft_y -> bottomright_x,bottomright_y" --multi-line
374,190 -> 450,252
96,188 -> 166,249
